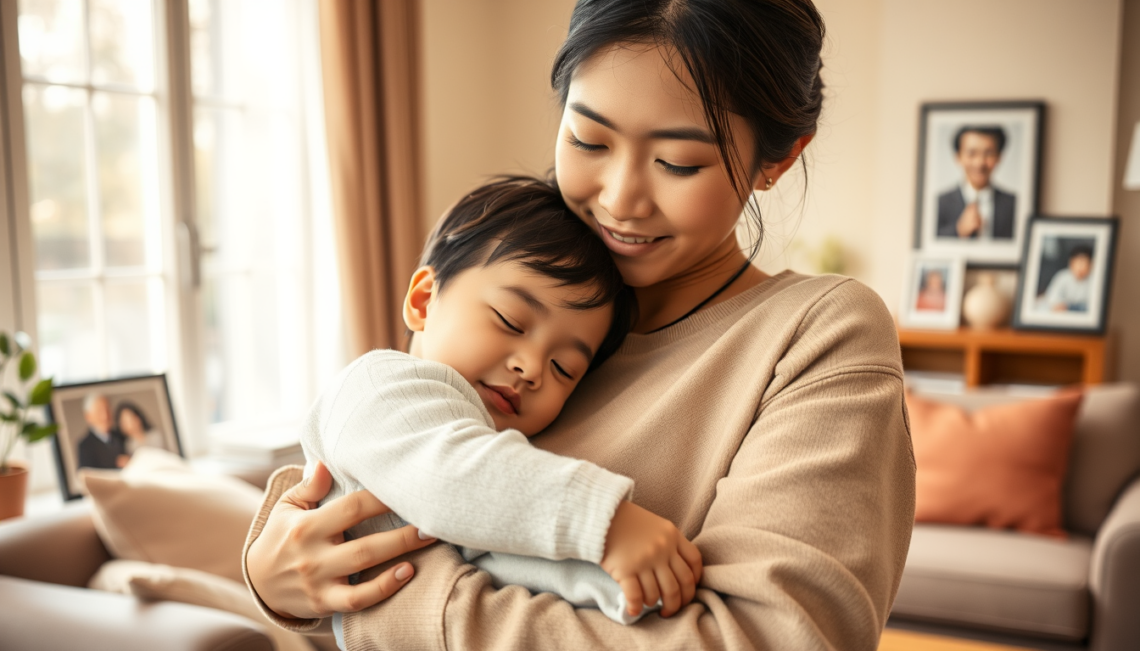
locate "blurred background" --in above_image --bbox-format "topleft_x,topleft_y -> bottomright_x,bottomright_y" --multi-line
0,0 -> 1136,488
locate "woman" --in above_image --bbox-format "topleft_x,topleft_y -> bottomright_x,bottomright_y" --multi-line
245,1 -> 915,648
114,401 -> 163,455
915,269 -> 947,312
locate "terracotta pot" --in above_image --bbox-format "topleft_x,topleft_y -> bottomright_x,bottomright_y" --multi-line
0,461 -> 29,521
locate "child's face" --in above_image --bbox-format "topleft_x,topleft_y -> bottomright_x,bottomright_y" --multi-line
405,260 -> 614,435
1069,254 -> 1091,281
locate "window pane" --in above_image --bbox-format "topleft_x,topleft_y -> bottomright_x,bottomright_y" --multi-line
36,283 -> 98,382
105,279 -> 164,377
89,0 -> 155,90
202,270 -> 285,423
197,108 -> 304,423
94,92 -> 160,268
192,107 -> 246,248
23,84 -> 90,271
17,0 -> 87,84
188,0 -> 300,104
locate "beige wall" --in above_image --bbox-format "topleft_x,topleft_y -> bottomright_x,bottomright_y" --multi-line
420,0 -> 1134,379
1111,0 -> 1140,383
420,0 -> 574,230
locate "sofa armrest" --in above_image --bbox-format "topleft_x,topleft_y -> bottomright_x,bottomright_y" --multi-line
0,500 -> 111,587
0,575 -> 273,651
1090,475 -> 1140,651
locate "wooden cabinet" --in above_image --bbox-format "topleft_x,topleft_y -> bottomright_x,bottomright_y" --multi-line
897,327 -> 1108,388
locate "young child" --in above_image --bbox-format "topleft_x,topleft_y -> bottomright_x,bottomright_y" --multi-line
1041,245 -> 1093,313
300,177 -> 702,640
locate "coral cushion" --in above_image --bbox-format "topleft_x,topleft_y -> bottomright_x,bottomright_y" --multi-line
906,390 -> 1084,537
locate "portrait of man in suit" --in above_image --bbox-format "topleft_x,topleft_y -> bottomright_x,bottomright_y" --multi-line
936,125 -> 1017,240
76,393 -> 129,470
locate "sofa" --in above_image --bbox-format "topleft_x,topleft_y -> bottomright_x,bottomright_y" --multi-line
0,462 -> 336,651
889,383 -> 1140,651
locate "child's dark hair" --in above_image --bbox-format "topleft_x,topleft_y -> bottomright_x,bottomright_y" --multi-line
1069,245 -> 1093,261
420,176 -> 636,370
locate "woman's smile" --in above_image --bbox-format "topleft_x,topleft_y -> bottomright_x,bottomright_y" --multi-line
595,220 -> 670,257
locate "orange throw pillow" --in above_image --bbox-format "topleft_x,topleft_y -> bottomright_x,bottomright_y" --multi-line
906,390 -> 1084,538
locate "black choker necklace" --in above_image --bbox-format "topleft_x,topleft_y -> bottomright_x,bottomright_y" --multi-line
647,260 -> 753,334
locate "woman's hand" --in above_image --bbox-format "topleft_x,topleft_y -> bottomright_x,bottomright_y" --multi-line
246,461 -> 438,620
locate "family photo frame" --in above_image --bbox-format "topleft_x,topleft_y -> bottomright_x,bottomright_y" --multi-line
899,254 -> 966,330
1012,216 -> 1119,335
48,374 -> 182,500
913,101 -> 1045,267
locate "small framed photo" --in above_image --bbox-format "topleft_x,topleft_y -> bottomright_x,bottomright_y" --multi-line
899,255 -> 966,330
49,374 -> 182,500
1013,216 -> 1119,335
914,101 -> 1045,267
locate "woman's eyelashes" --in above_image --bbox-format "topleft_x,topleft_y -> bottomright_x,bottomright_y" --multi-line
658,160 -> 701,176
568,132 -> 701,176
567,133 -> 605,152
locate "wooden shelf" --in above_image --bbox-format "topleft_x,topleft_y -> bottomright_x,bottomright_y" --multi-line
897,327 -> 1108,388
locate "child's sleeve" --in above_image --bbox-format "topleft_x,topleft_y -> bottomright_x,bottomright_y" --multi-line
312,351 -> 632,564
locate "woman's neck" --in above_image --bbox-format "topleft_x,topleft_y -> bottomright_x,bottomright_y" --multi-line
632,239 -> 769,334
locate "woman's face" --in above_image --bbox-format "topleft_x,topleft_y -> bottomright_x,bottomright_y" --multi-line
554,43 -> 762,289
119,409 -> 143,438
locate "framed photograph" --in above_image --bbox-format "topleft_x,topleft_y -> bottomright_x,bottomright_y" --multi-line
899,254 -> 966,330
914,101 -> 1045,267
1012,216 -> 1119,335
49,374 -> 182,500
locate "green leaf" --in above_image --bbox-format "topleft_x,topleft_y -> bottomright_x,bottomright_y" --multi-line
0,413 -> 17,423
2,391 -> 19,411
18,352 -> 35,382
22,421 -> 35,434
0,332 -> 9,357
26,423 -> 58,443
28,379 -> 53,406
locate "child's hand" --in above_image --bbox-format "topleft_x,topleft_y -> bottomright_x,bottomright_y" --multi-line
600,501 -> 703,618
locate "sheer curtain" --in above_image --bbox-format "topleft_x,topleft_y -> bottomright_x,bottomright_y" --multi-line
319,0 -> 424,356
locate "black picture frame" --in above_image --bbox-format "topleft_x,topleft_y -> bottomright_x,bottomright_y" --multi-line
913,100 -> 1045,268
48,374 -> 182,501
1011,216 -> 1119,336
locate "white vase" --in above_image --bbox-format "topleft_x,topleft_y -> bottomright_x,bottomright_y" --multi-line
962,273 -> 1010,329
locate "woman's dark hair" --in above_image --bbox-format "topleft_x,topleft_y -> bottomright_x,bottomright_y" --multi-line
551,0 -> 826,258
953,126 -> 1007,155
420,176 -> 636,370
114,401 -> 151,432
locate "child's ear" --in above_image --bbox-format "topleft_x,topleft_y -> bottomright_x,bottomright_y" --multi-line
403,266 -> 437,332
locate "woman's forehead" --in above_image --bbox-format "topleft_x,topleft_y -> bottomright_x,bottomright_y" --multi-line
567,43 -> 706,129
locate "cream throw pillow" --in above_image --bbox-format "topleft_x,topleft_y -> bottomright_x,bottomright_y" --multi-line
79,448 -> 264,584
90,559 -> 314,651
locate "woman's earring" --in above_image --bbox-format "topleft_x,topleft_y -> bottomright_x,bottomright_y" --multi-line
765,177 -> 774,190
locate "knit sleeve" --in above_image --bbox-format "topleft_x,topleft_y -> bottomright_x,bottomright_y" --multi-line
315,351 -> 633,563
341,281 -> 917,651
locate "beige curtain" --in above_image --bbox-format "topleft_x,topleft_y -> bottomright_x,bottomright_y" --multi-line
319,0 -> 424,356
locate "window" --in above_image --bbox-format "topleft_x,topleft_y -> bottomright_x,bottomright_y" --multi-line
1,0 -> 342,487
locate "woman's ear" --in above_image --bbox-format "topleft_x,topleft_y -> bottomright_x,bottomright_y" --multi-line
403,266 -> 437,332
755,133 -> 816,191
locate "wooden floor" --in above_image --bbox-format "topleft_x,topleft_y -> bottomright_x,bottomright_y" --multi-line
879,629 -> 1031,651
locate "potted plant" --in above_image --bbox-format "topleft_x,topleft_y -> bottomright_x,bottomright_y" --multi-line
0,331 -> 56,520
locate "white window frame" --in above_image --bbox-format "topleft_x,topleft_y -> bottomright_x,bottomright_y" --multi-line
0,0 -> 337,494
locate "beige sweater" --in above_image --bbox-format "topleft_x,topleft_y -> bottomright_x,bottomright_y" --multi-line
244,271 -> 916,650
